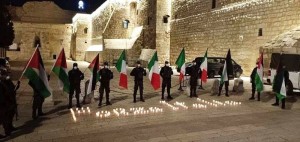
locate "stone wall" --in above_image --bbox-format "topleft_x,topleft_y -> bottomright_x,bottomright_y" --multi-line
170,0 -> 300,75
8,1 -> 76,24
7,22 -> 72,61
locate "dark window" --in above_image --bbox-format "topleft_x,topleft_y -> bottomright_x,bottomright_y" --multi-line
212,0 -> 217,9
163,15 -> 170,23
84,27 -> 88,34
258,28 -> 263,36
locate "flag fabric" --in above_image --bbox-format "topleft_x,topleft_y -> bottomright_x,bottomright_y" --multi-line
220,61 -> 228,85
200,49 -> 208,83
255,53 -> 264,92
273,54 -> 286,100
87,54 -> 100,95
23,48 -> 52,98
52,48 -> 70,93
175,48 -> 185,81
148,51 -> 160,90
115,50 -> 128,89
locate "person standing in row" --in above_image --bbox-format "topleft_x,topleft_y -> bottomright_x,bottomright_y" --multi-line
130,61 -> 146,103
68,63 -> 84,109
218,61 -> 229,97
189,60 -> 200,98
249,62 -> 260,101
98,62 -> 113,107
160,61 -> 173,100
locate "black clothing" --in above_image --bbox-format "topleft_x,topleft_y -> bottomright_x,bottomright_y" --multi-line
250,67 -> 260,101
29,81 -> 45,119
160,66 -> 173,99
218,66 -> 229,96
68,69 -> 84,108
189,65 -> 200,97
130,67 -> 146,102
98,68 -> 113,106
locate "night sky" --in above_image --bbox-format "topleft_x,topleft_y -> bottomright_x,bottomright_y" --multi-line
5,0 -> 106,13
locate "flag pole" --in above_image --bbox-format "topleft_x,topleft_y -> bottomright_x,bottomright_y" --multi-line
18,46 -> 39,81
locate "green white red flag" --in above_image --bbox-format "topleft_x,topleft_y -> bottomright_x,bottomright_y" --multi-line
175,48 -> 185,81
23,48 -> 52,98
148,51 -> 160,90
220,61 -> 228,85
200,49 -> 208,83
255,53 -> 264,92
115,50 -> 128,89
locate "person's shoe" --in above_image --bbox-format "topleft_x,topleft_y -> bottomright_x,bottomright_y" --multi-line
249,97 -> 255,100
98,103 -> 102,107
217,93 -> 221,96
257,99 -> 260,101
272,103 -> 279,106
68,105 -> 72,109
32,115 -> 38,120
11,127 -> 18,132
167,96 -> 173,100
140,99 -> 145,102
133,100 -> 136,103
161,97 -> 165,100
0,134 -> 8,139
281,106 -> 285,109
106,102 -> 112,105
76,104 -> 81,108
38,112 -> 45,116
194,95 -> 198,98
225,94 -> 229,97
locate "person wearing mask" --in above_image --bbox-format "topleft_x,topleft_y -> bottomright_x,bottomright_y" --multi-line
130,61 -> 146,103
160,61 -> 173,100
68,63 -> 84,109
189,60 -> 200,98
98,62 -> 113,107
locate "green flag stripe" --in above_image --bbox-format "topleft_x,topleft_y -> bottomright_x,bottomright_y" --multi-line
24,68 -> 51,98
176,49 -> 185,68
52,66 -> 70,93
116,50 -> 125,72
148,52 -> 158,70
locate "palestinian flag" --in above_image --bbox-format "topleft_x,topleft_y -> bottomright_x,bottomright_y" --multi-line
148,51 -> 160,90
200,49 -> 208,83
52,48 -> 70,93
87,54 -> 100,95
273,55 -> 286,100
115,50 -> 128,89
175,48 -> 185,81
220,61 -> 228,85
255,53 -> 264,92
23,48 -> 52,98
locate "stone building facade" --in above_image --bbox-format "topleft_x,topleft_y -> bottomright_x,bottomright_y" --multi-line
7,0 -> 300,75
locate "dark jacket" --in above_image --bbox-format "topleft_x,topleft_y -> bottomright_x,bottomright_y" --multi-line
98,68 -> 113,83
68,69 -> 84,85
130,67 -> 146,81
160,66 -> 173,80
190,65 -> 200,86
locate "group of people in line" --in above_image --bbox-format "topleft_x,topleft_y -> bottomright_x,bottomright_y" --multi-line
0,58 -> 290,139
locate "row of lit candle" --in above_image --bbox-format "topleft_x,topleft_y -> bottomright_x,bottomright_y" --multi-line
70,108 -> 77,122
225,101 -> 242,106
160,100 -> 179,111
174,101 -> 188,109
192,103 -> 207,109
75,107 -> 91,115
96,111 -> 111,118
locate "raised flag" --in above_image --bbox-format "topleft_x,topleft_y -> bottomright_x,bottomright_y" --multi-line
200,49 -> 208,83
87,54 -> 100,95
115,50 -> 128,89
255,53 -> 264,92
273,54 -> 286,100
23,48 -> 52,98
52,48 -> 70,93
226,49 -> 233,77
175,48 -> 185,81
220,61 -> 228,84
148,51 -> 160,90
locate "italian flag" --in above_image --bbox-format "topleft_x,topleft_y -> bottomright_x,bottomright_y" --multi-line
220,61 -> 228,85
115,50 -> 128,89
200,49 -> 208,83
51,48 -> 70,93
148,51 -> 160,90
175,48 -> 185,81
255,53 -> 264,92
23,48 -> 52,98
87,54 -> 100,95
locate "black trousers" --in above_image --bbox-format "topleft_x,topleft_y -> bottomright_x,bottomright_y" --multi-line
219,81 -> 229,96
162,79 -> 171,98
69,84 -> 81,107
32,94 -> 44,117
133,80 -> 144,101
190,85 -> 197,97
275,96 -> 286,108
251,82 -> 261,100
2,109 -> 15,135
99,82 -> 110,104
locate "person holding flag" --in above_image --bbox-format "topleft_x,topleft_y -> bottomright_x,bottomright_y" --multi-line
250,53 -> 264,101
218,60 -> 229,97
272,63 -> 289,109
176,48 -> 185,91
98,62 -> 113,107
68,63 -> 84,109
189,60 -> 200,98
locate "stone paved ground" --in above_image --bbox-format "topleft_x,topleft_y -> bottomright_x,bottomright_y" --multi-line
1,61 -> 300,142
